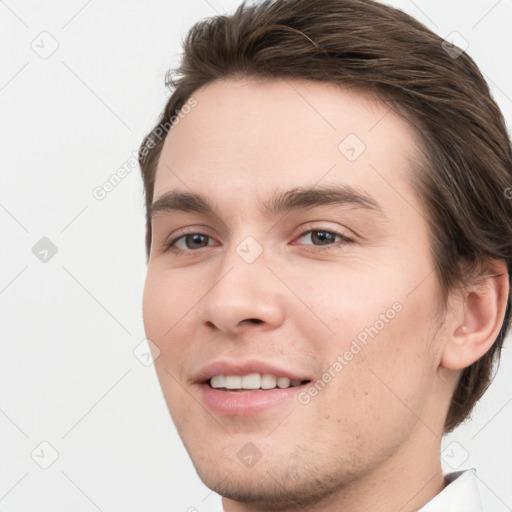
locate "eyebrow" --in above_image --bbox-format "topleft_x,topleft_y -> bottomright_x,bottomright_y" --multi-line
150,185 -> 385,220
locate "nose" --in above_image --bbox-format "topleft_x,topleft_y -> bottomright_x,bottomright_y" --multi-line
200,244 -> 287,336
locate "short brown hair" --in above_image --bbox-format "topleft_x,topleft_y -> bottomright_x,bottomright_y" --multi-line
138,0 -> 512,432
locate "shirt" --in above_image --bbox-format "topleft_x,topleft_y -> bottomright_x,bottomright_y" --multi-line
419,469 -> 482,511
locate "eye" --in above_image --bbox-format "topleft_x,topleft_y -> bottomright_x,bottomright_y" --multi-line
163,226 -> 353,255
164,230 -> 218,253
294,228 -> 353,248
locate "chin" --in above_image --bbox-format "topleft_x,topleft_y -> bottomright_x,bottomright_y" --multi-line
186,444 -> 352,511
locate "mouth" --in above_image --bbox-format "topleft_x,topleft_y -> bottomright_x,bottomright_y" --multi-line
195,362 -> 313,416
206,373 -> 311,392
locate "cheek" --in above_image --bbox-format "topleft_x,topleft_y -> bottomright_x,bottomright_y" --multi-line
351,296 -> 438,425
142,270 -> 199,429
286,261 -> 405,351
142,268 -> 194,372
142,272 -> 168,344
143,265 -> 195,330
291,260 -> 440,415
287,243 -> 440,356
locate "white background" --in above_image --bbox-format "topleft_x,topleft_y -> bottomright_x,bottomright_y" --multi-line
1,0 -> 511,510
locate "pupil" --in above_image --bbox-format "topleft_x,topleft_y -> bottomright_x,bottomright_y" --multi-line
187,234 -> 207,249
313,230 -> 334,245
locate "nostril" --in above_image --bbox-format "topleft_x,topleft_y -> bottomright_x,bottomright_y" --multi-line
239,318 -> 263,325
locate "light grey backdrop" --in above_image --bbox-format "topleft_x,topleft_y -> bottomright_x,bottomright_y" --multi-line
1,0 -> 511,510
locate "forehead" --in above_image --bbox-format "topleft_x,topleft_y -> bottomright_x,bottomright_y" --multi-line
154,78 -> 424,213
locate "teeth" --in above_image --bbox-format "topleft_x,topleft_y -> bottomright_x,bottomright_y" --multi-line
277,377 -> 291,388
210,375 -> 226,388
241,373 -> 260,389
261,374 -> 277,389
225,376 -> 242,389
209,373 -> 305,390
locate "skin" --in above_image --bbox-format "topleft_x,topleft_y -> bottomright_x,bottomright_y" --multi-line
142,78 -> 509,512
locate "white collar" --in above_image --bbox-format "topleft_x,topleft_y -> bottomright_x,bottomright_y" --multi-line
418,469 -> 482,512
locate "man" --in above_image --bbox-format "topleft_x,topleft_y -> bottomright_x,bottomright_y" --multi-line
138,0 -> 512,510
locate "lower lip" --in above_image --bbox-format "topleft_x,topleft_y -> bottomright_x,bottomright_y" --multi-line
199,383 -> 306,416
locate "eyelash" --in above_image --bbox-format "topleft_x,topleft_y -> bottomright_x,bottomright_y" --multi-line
163,226 -> 354,255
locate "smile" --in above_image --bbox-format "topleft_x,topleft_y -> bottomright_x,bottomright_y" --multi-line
209,373 -> 309,391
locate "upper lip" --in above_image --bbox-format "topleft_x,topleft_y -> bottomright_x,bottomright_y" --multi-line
193,359 -> 314,384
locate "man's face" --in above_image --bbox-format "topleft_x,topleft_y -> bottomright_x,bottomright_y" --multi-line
143,78 -> 450,505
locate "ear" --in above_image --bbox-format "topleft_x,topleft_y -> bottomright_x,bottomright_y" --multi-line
440,260 -> 510,371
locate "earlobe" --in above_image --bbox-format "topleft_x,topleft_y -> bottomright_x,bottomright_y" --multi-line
440,262 -> 509,371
